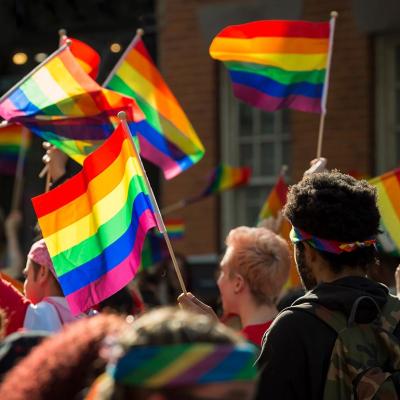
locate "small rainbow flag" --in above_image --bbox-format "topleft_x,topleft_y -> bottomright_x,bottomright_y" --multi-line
0,45 -> 142,165
155,219 -> 185,240
200,164 -> 251,197
105,35 -> 205,179
60,36 -> 101,80
258,175 -> 301,288
0,123 -> 31,175
369,169 -> 400,256
210,20 -> 331,113
32,123 -> 157,314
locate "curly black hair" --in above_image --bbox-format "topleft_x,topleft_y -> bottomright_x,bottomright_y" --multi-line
283,171 -> 380,273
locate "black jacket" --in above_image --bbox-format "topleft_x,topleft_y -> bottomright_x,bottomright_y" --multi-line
255,276 -> 400,400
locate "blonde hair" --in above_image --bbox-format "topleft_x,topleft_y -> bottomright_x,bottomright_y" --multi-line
225,226 -> 290,305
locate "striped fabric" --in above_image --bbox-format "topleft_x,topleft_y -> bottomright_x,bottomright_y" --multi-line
109,343 -> 258,387
0,45 -> 142,165
210,20 -> 331,113
32,123 -> 157,314
106,37 -> 205,179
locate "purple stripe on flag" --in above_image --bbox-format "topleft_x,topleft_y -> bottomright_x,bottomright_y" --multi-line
169,347 -> 231,386
139,135 -> 183,180
233,83 -> 322,113
65,210 -> 155,315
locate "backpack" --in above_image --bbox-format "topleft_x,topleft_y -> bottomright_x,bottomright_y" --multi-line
291,295 -> 400,400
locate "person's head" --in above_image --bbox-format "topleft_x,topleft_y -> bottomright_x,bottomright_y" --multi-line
217,226 -> 290,315
89,307 -> 258,400
0,314 -> 127,400
23,239 -> 62,303
283,171 -> 380,290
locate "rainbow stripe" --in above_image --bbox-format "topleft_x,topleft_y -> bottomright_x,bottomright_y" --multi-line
210,20 -> 330,113
0,123 -> 30,175
109,343 -> 257,387
155,219 -> 185,240
0,46 -> 142,165
32,123 -> 157,314
106,38 -> 205,179
201,164 -> 251,196
369,169 -> 400,256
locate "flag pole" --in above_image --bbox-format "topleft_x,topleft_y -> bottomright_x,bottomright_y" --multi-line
11,127 -> 29,210
0,43 -> 69,105
102,28 -> 144,87
58,28 -> 67,46
118,111 -> 187,294
316,11 -> 338,158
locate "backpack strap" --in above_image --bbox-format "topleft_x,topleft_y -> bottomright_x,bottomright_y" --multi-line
288,302 -> 348,334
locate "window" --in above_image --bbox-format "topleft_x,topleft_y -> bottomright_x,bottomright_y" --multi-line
375,35 -> 400,173
220,70 -> 291,238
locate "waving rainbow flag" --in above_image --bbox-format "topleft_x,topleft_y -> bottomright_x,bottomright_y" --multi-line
0,45 -> 142,165
201,164 -> 251,197
258,175 -> 288,221
369,169 -> 400,256
210,20 -> 332,113
0,123 -> 31,175
105,34 -> 205,179
32,123 -> 157,314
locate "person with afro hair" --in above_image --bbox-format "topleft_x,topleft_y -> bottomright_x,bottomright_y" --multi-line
256,170 -> 400,400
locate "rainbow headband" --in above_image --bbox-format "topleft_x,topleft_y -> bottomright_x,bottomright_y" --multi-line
107,343 -> 257,388
290,226 -> 377,254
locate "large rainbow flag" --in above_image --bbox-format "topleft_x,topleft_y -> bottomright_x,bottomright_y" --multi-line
105,36 -> 205,179
209,20 -> 331,113
0,45 -> 142,165
258,175 -> 301,288
32,123 -> 157,314
0,123 -> 30,175
369,169 -> 400,256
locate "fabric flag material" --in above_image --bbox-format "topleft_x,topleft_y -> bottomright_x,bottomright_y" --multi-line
201,164 -> 251,197
60,36 -> 101,80
0,45 -> 142,165
164,219 -> 185,239
0,123 -> 31,175
369,169 -> 400,256
210,20 -> 330,113
105,37 -> 205,179
258,175 -> 300,288
32,123 -> 157,314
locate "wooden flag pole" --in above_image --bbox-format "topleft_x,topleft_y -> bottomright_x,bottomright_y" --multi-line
316,11 -> 338,158
118,111 -> 187,294
58,28 -> 67,46
11,127 -> 29,211
103,28 -> 144,87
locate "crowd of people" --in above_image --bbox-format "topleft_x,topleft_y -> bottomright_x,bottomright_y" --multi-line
0,149 -> 399,399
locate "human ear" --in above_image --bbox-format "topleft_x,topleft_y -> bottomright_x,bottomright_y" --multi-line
234,273 -> 245,294
38,264 -> 50,285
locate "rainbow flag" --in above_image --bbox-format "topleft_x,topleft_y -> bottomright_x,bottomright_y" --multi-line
209,20 -> 331,113
369,169 -> 400,256
60,36 -> 101,80
258,175 -> 301,288
0,123 -> 30,175
0,45 -> 142,165
258,175 -> 288,220
201,164 -> 251,197
155,219 -> 185,240
105,36 -> 205,179
32,123 -> 157,314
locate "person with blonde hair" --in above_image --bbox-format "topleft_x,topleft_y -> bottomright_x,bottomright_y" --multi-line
179,226 -> 290,346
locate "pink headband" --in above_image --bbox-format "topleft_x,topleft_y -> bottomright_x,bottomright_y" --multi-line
28,239 -> 57,278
